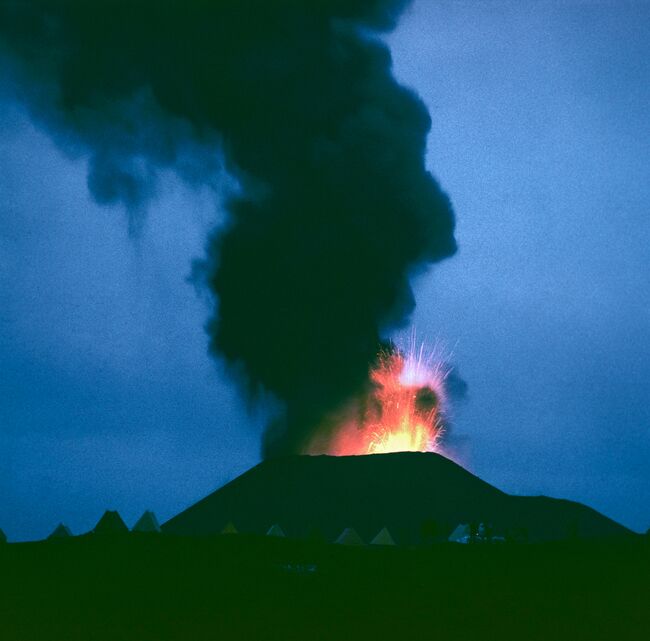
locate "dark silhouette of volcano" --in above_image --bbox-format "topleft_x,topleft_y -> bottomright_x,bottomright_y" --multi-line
162,453 -> 630,543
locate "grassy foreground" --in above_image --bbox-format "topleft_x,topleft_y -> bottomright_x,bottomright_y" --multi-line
1,534 -> 647,641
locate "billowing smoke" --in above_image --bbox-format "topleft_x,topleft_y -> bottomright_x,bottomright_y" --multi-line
0,0 -> 457,456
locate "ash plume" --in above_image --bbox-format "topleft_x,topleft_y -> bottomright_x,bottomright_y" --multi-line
0,0 -> 457,456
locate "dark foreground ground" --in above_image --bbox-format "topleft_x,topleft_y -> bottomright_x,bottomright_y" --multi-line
1,535 -> 647,641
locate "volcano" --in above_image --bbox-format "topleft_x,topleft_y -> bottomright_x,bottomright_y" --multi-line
162,453 -> 630,543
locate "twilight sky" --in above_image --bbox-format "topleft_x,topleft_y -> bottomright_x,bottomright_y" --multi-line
1,0 -> 649,540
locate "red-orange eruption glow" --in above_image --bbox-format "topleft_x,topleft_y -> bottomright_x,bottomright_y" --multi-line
305,345 -> 451,456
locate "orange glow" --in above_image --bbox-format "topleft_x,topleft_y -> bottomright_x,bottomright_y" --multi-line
305,344 -> 451,456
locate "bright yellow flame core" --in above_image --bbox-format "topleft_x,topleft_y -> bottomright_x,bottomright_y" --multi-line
367,420 -> 432,454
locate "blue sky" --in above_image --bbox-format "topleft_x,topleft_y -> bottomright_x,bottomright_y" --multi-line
1,0 -> 649,540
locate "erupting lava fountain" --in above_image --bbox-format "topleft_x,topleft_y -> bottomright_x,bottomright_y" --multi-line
305,342 -> 456,458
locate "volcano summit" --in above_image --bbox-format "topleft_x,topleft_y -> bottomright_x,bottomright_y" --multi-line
162,453 -> 630,543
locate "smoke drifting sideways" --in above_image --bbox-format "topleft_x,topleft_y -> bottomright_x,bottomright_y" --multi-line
0,0 -> 457,457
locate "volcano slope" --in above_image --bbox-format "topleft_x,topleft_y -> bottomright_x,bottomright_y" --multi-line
162,452 -> 629,543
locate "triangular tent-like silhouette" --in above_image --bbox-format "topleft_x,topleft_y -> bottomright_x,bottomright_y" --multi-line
448,523 -> 471,543
132,511 -> 161,533
335,527 -> 365,546
93,510 -> 129,534
0,528 -> 7,544
266,524 -> 285,537
221,521 -> 238,534
370,527 -> 396,546
48,523 -> 73,539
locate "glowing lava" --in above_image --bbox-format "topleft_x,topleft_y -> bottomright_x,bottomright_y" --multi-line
305,344 -> 451,456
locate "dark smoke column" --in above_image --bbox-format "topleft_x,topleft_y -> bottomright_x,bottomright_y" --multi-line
0,1 -> 457,456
